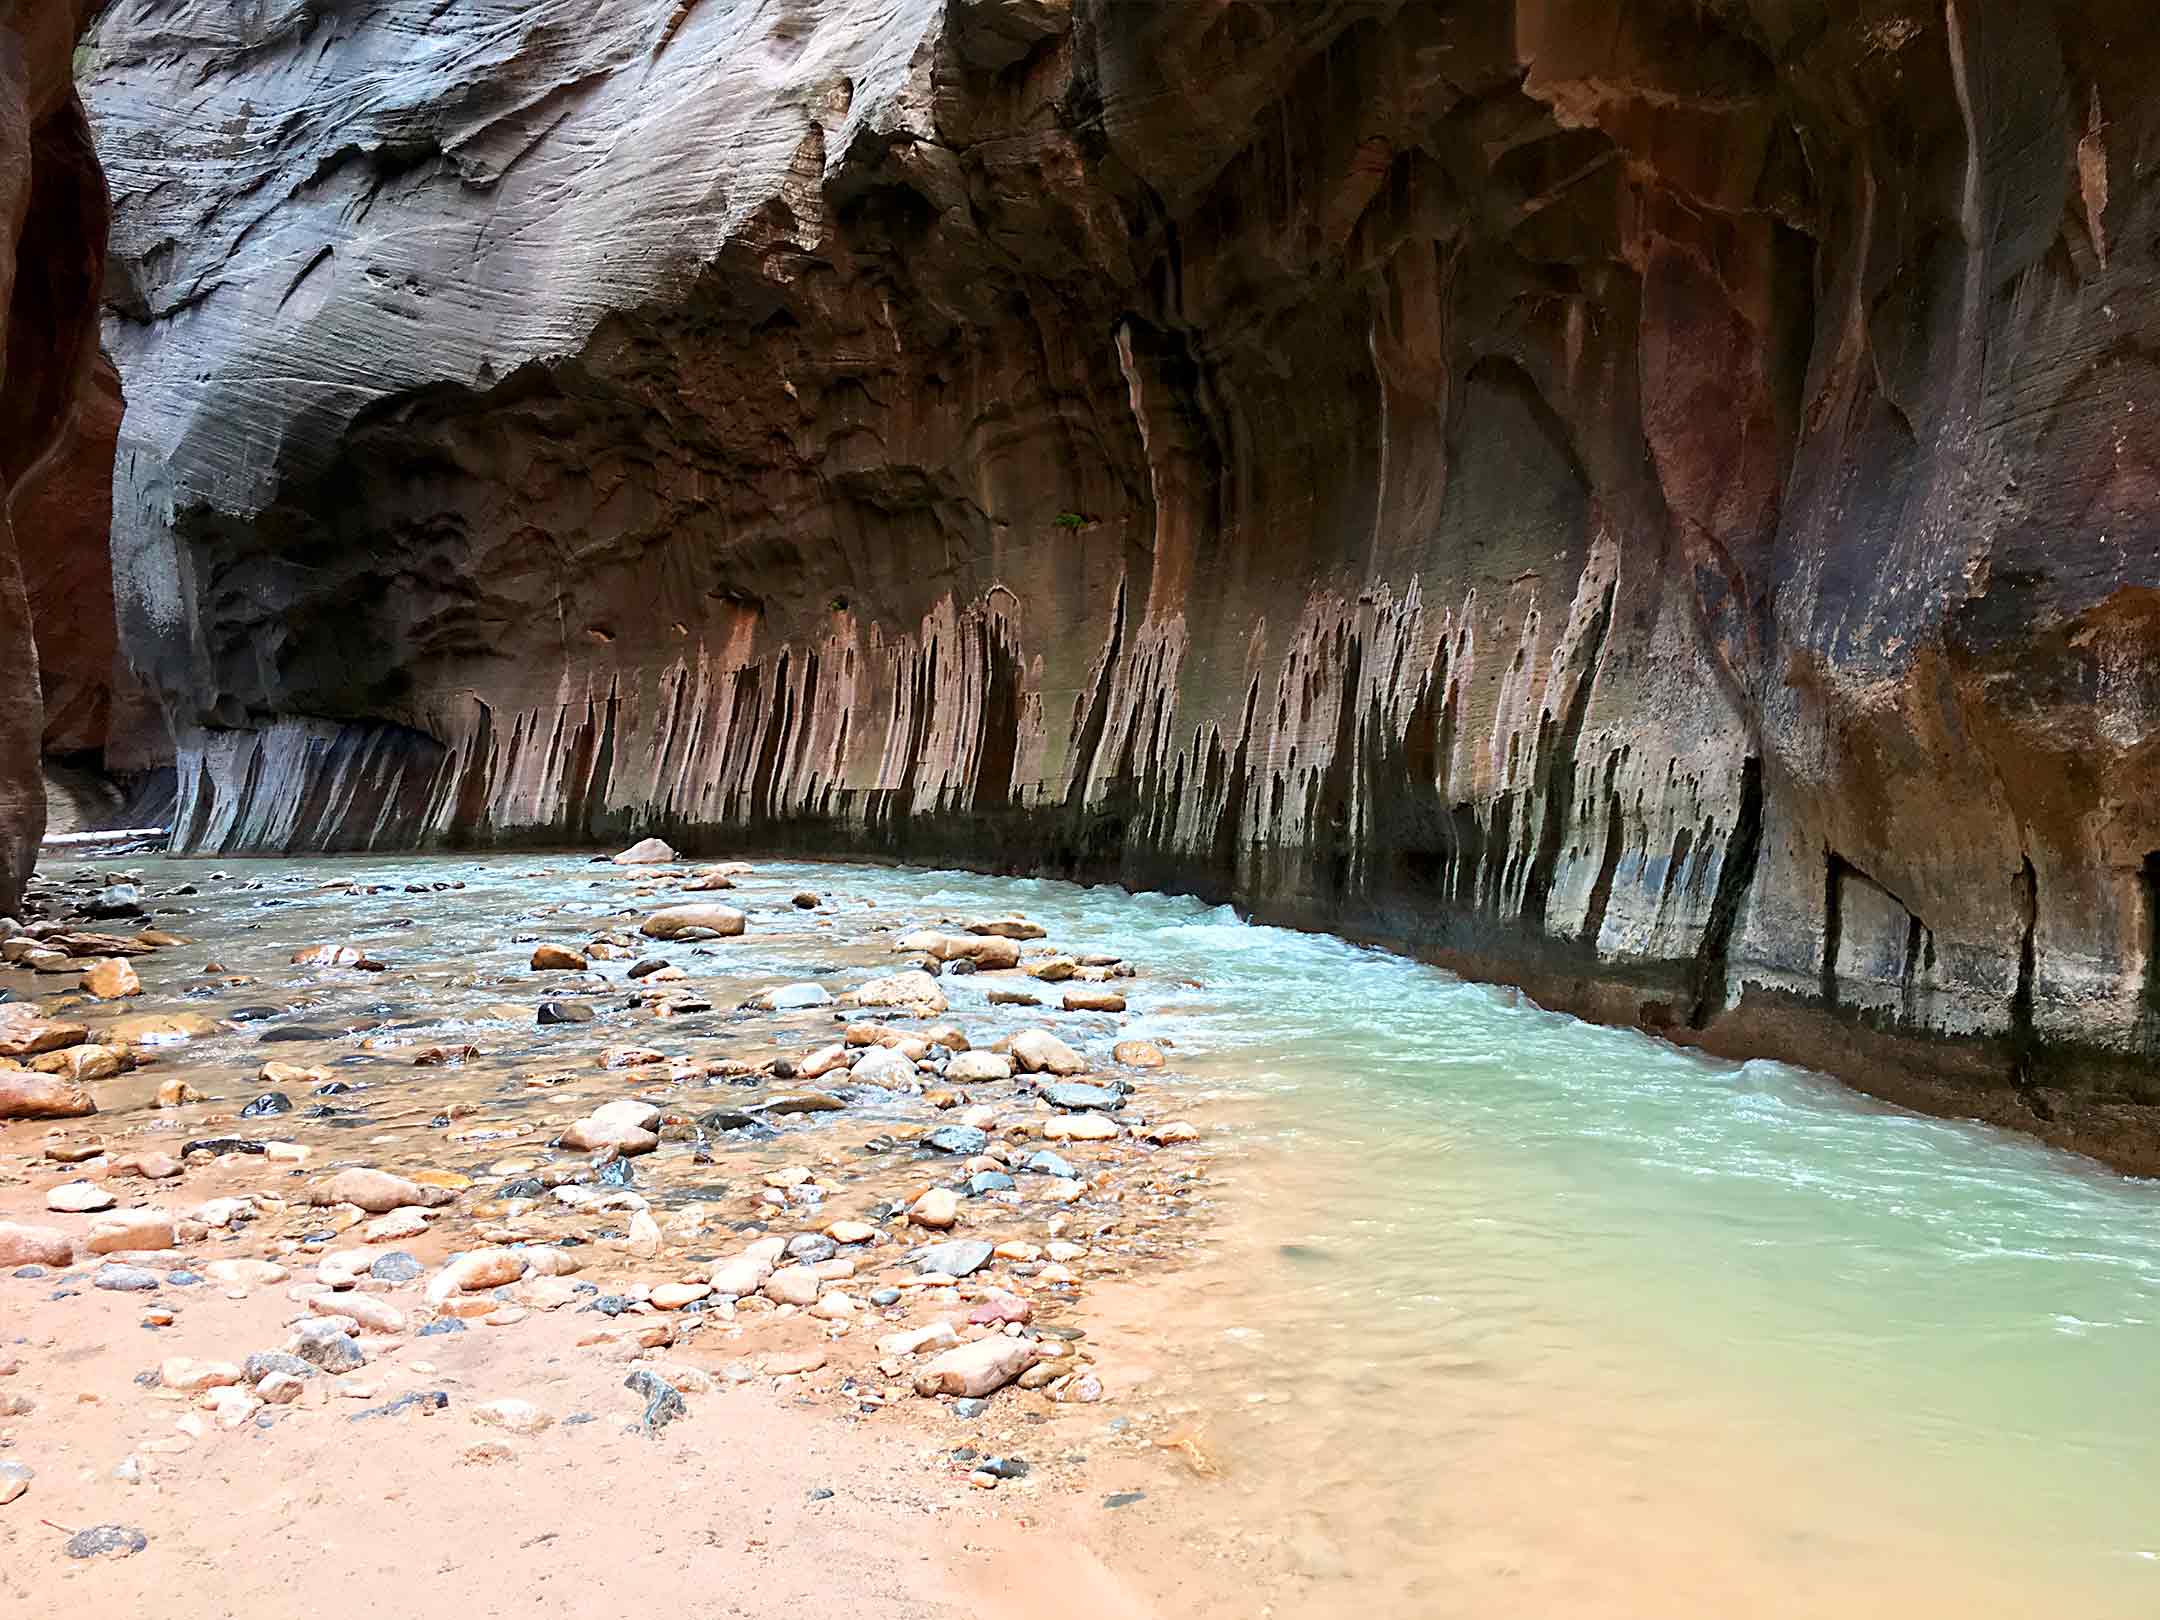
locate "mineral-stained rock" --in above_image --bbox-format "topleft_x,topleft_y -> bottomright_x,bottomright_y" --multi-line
72,1 -> 2160,1168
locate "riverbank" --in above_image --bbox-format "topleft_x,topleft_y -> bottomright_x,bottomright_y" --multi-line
0,849 -> 1238,1615
7,848 -> 2160,1618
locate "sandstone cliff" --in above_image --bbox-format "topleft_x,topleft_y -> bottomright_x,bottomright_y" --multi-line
0,0 -> 110,914
82,1 -> 2160,1164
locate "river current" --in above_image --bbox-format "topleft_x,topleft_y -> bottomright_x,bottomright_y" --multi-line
70,852 -> 2160,1617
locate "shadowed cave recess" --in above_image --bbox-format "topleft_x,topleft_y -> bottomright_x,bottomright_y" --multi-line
34,0 -> 2160,1165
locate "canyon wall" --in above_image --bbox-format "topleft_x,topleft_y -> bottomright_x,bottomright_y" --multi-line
0,0 -> 110,914
83,0 -> 2160,1165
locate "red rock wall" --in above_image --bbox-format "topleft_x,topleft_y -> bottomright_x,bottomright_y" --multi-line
83,1 -> 2160,1163
0,0 -> 111,913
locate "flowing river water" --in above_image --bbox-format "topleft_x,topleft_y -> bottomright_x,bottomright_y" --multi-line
55,852 -> 2160,1618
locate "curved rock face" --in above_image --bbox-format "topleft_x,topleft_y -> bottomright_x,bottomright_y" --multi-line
84,1 -> 2160,1164
0,0 -> 111,913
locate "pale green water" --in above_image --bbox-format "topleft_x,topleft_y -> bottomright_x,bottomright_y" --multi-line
80,853 -> 2160,1616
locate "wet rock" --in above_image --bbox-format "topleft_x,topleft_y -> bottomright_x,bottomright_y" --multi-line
924,1124 -> 989,1156
946,1051 -> 1012,1083
531,944 -> 588,971
85,885 -> 146,920
639,904 -> 746,940
291,944 -> 384,969
791,891 -> 820,909
537,1000 -> 595,1025
912,1239 -> 993,1277
1022,1150 -> 1077,1178
1145,1120 -> 1201,1144
93,1264 -> 161,1292
612,837 -> 677,865
310,1169 -> 452,1214
1044,1114 -> 1119,1142
847,970 -> 948,1014
1062,989 -> 1127,1013
966,1170 -> 1016,1197
80,957 -> 142,999
941,934 -> 1020,970
913,1337 -> 1038,1399
0,1223 -> 73,1268
110,1012 -> 219,1046
624,1369 -> 685,1435
626,957 -> 672,980
679,870 -> 735,891
758,1091 -> 845,1116
849,1046 -> 917,1086
966,917 -> 1046,941
1112,1040 -> 1167,1068
1026,957 -> 1078,982
1041,1081 -> 1121,1111
909,1188 -> 960,1230
559,1118 -> 659,1155
239,1090 -> 293,1118
65,1525 -> 147,1560
745,981 -> 831,1011
31,1044 -> 124,1084
1011,1029 -> 1086,1074
0,1071 -> 96,1120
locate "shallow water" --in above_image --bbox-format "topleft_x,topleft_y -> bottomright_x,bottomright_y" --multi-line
60,852 -> 2160,1617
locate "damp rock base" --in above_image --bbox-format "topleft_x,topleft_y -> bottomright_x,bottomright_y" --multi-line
71,0 -> 2160,1166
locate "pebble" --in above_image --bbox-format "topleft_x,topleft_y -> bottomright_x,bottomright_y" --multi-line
911,1239 -> 993,1277
530,944 -> 588,971
371,1251 -> 424,1282
1023,1150 -> 1078,1178
924,1125 -> 989,1156
1010,1029 -> 1087,1074
293,1329 -> 366,1372
966,1171 -> 1016,1197
93,1264 -> 161,1292
0,1460 -> 28,1504
473,1398 -> 553,1435
624,1369 -> 686,1434
46,1180 -> 114,1213
65,1524 -> 147,1559
909,1188 -> 961,1230
1040,1081 -> 1122,1111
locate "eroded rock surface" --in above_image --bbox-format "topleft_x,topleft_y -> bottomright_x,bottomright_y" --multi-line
79,1 -> 2160,1159
0,0 -> 112,911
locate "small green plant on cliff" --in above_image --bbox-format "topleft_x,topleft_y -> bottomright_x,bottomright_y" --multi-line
1053,511 -> 1091,530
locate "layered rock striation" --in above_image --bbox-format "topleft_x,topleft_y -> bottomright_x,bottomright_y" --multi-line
83,1 -> 2160,1163
0,0 -> 113,912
